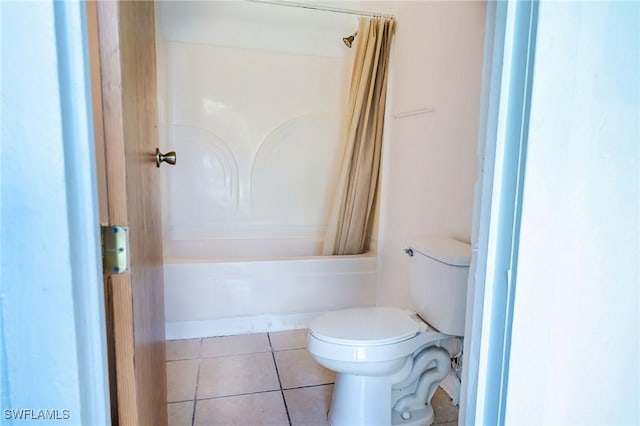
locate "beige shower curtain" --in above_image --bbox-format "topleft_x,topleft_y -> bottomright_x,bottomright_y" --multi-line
322,17 -> 395,256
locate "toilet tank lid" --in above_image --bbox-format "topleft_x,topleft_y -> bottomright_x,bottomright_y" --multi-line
407,236 -> 471,266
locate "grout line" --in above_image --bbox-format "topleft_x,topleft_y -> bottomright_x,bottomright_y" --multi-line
193,388 -> 284,402
199,349 -> 274,359
267,332 -> 274,351
280,383 -> 335,391
189,381 -> 334,402
191,338 -> 203,426
166,357 -> 201,361
272,346 -> 307,352
268,333 -> 292,426
167,398 -> 198,404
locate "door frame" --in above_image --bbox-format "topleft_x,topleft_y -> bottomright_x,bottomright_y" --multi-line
1,1 -> 111,424
460,1 -> 539,424
57,1 -> 114,422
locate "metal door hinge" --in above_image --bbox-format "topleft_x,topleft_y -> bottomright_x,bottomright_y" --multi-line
101,225 -> 129,275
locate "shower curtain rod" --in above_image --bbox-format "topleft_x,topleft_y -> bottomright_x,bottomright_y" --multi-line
245,0 -> 395,19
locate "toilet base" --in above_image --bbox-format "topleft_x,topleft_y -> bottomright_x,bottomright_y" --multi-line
328,374 -> 394,426
324,345 -> 450,426
391,405 -> 435,426
327,371 -> 437,426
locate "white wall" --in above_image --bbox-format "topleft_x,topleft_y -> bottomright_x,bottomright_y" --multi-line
377,1 -> 487,307
505,1 -> 639,424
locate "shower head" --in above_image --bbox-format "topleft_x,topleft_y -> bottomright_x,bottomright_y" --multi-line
342,31 -> 357,48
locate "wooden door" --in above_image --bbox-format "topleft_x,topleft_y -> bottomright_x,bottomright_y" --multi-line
88,1 -> 168,425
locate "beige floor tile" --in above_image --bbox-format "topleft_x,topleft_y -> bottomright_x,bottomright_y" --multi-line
167,338 -> 202,361
197,352 -> 280,399
432,387 -> 459,424
167,359 -> 199,402
202,333 -> 270,358
269,329 -> 308,351
168,401 -> 194,426
194,391 -> 288,426
274,349 -> 335,389
284,384 -> 333,426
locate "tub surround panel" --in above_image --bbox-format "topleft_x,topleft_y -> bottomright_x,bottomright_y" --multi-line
156,5 -> 381,338
157,1 -> 359,58
158,39 -> 351,253
251,114 -> 343,227
165,125 -> 239,225
164,237 -> 325,260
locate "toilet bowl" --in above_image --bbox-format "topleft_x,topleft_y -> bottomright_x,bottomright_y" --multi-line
307,236 -> 472,426
307,307 -> 453,426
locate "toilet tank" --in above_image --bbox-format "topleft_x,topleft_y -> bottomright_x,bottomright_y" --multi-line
407,237 -> 471,336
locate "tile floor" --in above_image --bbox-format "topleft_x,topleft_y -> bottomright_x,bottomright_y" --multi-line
166,329 -> 459,426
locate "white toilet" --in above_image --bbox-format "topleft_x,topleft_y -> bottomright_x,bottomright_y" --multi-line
307,237 -> 471,426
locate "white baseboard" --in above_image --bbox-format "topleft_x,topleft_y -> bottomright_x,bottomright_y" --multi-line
165,311 -> 326,340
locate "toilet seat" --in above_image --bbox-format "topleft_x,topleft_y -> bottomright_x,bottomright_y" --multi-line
308,307 -> 448,364
309,306 -> 420,346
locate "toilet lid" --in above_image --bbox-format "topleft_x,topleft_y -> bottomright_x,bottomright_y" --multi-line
309,307 -> 419,346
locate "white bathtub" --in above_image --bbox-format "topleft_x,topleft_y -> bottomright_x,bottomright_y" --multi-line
163,240 -> 377,340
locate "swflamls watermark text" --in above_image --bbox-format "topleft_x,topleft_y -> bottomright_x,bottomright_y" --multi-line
3,409 -> 70,420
